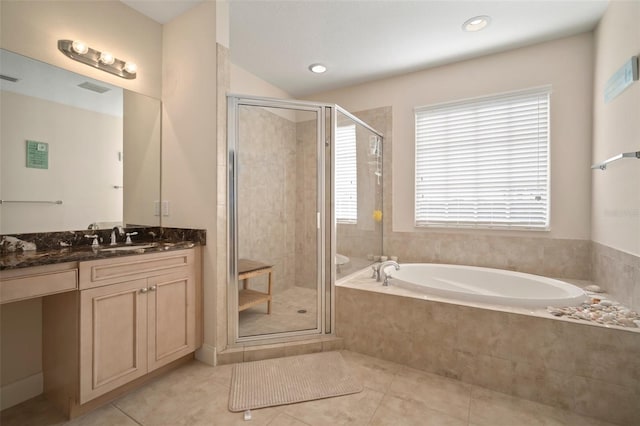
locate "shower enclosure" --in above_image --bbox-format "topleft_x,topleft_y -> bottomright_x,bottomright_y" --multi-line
227,95 -> 383,344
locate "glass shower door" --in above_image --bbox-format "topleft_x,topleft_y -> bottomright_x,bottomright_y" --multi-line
334,108 -> 384,280
228,97 -> 326,342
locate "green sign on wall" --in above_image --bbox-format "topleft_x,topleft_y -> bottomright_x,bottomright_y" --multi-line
26,140 -> 48,169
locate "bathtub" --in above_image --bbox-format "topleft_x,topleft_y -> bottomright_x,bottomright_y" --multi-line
385,263 -> 587,308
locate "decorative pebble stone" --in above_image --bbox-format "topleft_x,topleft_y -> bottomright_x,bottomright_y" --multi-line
546,296 -> 640,328
619,318 -> 636,327
585,284 -> 604,293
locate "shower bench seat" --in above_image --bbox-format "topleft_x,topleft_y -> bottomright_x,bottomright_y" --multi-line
238,259 -> 273,314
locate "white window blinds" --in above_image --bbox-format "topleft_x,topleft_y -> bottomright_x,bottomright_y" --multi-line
335,124 -> 357,223
415,87 -> 550,229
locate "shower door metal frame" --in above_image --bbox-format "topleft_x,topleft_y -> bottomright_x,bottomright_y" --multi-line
227,95 -> 331,346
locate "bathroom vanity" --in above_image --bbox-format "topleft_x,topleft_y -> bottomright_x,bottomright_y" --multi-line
0,230 -> 204,418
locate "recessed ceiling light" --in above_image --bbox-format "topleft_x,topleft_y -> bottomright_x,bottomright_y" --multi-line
463,15 -> 491,32
309,63 -> 327,74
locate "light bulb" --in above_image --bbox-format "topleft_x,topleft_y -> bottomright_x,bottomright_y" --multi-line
309,63 -> 327,74
463,15 -> 491,32
123,62 -> 137,74
71,40 -> 89,55
99,51 -> 115,65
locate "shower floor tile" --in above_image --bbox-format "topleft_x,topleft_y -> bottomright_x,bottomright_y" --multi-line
1,350 -> 619,426
239,286 -> 318,337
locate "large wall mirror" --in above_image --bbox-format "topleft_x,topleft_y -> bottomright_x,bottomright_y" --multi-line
0,49 -> 161,234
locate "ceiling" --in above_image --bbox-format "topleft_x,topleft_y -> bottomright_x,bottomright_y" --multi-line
122,0 -> 609,98
120,0 -> 203,24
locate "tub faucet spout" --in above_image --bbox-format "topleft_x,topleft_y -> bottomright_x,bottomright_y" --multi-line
377,260 -> 400,284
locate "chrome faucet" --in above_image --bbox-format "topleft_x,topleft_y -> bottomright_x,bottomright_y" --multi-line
110,226 -> 124,245
375,260 -> 400,285
378,260 -> 400,286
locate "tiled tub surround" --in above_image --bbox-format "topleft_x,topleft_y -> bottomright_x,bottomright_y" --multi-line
336,269 -> 640,425
0,227 -> 206,270
385,232 -> 593,281
592,242 -> 640,312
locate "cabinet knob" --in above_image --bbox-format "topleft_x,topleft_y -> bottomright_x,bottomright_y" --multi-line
149,285 -> 157,291
140,287 -> 148,294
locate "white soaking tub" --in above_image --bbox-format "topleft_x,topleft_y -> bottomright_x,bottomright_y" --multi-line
385,263 -> 588,308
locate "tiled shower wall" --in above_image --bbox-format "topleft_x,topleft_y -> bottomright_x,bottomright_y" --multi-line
294,119 -> 318,289
238,107 -> 297,293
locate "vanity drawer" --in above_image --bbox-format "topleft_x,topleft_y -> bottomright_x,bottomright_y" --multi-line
79,249 -> 194,289
1,263 -> 78,304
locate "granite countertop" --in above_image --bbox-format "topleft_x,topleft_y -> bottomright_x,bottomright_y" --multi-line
0,227 -> 206,270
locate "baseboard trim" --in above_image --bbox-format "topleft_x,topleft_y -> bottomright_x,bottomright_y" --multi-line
1,372 -> 43,410
196,343 -> 216,366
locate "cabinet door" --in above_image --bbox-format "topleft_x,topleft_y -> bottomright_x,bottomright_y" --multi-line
147,270 -> 196,371
80,279 -> 148,404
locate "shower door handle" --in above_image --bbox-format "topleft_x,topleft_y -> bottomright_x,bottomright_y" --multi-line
317,212 -> 320,229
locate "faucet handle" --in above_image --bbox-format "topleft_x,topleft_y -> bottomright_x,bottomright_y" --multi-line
85,234 -> 99,247
125,231 -> 138,245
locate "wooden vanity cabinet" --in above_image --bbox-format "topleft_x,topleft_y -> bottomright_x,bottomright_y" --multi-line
1,262 -> 78,304
78,249 -> 198,404
79,278 -> 149,403
40,247 -> 202,416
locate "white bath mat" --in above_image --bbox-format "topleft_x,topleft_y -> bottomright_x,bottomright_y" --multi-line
228,351 -> 363,412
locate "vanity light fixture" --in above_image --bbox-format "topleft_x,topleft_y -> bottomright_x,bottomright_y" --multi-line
463,15 -> 491,32
309,63 -> 327,74
71,40 -> 89,55
99,51 -> 115,65
58,39 -> 137,80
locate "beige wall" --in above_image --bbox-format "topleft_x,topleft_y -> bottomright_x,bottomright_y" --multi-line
231,63 -> 292,99
590,0 -> 640,311
162,1 -> 220,363
0,0 -> 162,99
309,33 -> 594,241
123,91 -> 161,227
1,91 -> 123,234
591,0 -> 640,257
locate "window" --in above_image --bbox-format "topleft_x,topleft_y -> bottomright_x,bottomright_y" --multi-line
335,124 -> 357,223
415,86 -> 550,229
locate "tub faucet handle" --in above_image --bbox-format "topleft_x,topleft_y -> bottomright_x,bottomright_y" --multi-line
371,264 -> 380,280
378,260 -> 400,283
383,275 -> 393,287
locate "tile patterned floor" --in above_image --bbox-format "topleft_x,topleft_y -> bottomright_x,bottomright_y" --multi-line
1,350 -> 618,426
239,286 -> 318,337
